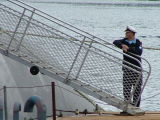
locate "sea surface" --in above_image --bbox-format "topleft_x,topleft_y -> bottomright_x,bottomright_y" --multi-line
1,0 -> 160,111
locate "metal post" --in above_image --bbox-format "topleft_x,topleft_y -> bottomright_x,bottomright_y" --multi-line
3,86 -> 8,120
65,36 -> 86,83
16,9 -> 35,51
52,82 -> 56,120
75,40 -> 93,80
0,98 -> 3,120
7,8 -> 26,51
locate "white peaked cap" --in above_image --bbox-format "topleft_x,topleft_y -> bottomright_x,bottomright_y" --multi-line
125,25 -> 137,33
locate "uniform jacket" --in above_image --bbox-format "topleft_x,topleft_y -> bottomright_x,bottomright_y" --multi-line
113,38 -> 143,68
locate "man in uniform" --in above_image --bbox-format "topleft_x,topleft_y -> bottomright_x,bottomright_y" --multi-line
113,26 -> 143,107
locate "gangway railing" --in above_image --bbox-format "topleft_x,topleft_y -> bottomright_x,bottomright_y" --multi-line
0,0 -> 151,115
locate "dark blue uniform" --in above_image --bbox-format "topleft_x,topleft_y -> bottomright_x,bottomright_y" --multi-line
113,38 -> 143,107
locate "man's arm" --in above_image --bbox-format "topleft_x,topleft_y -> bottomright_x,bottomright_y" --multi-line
113,39 -> 123,49
113,39 -> 129,52
128,42 -> 143,56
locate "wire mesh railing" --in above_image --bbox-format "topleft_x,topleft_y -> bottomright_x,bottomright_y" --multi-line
0,0 -> 151,114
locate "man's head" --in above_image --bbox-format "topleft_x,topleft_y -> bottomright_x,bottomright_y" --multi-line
125,26 -> 136,40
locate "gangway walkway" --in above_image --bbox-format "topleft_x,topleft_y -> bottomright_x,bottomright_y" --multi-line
0,0 -> 151,115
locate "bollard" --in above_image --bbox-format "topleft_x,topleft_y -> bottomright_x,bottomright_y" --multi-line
13,102 -> 21,120
24,96 -> 46,120
0,98 -> 3,120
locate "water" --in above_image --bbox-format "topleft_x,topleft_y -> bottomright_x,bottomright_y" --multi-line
1,0 -> 160,111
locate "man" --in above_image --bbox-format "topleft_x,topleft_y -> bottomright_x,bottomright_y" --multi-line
113,26 -> 143,107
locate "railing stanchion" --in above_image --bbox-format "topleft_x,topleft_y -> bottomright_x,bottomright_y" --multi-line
3,86 -> 8,120
65,36 -> 86,83
52,82 -> 56,120
16,9 -> 35,51
0,97 -> 3,120
6,8 -> 26,52
75,40 -> 93,80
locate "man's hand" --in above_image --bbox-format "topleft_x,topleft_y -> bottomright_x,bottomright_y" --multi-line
122,44 -> 129,52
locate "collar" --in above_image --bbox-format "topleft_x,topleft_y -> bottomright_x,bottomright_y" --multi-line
125,38 -> 136,44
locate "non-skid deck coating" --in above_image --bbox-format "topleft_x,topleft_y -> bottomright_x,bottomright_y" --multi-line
52,111 -> 160,120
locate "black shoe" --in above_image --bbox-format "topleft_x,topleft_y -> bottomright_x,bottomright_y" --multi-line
120,111 -> 130,116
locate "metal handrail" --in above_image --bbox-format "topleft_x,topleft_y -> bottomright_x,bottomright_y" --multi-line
7,0 -> 151,73
1,2 -> 151,106
0,0 -> 151,113
1,1 -> 145,74
5,0 -> 149,73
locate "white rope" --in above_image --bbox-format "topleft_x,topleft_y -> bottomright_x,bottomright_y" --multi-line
1,29 -> 160,50
142,92 -> 160,101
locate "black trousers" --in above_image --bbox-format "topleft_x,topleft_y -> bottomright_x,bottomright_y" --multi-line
123,68 -> 142,107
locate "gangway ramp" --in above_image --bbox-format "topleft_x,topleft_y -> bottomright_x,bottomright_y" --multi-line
0,0 -> 151,115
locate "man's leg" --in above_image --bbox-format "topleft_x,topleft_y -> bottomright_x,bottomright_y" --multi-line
133,75 -> 142,107
121,68 -> 133,114
123,69 -> 132,102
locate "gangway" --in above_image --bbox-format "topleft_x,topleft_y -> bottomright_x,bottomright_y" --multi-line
0,0 -> 151,115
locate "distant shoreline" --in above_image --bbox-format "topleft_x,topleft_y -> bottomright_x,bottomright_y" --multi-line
30,1 -> 160,7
